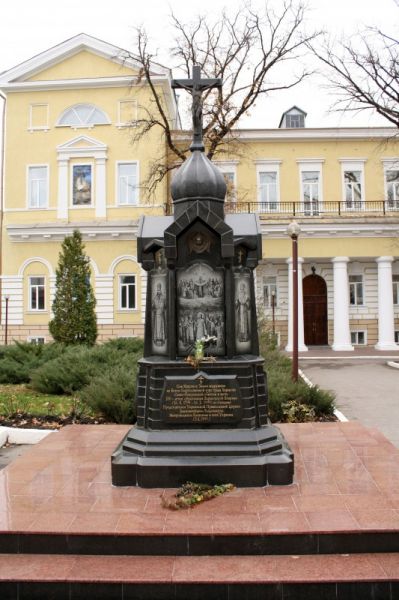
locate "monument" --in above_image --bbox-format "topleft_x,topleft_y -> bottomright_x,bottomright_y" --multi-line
111,66 -> 294,487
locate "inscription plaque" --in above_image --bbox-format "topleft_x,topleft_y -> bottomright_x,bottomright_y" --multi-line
161,371 -> 243,424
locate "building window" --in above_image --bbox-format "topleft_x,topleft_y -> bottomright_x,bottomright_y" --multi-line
263,276 -> 277,308
214,162 -> 237,203
349,275 -> 364,305
119,275 -> 136,310
117,162 -> 138,206
28,337 -> 45,344
301,171 -> 320,215
395,331 -> 399,344
344,171 -> 362,208
351,330 -> 366,345
72,164 -> 92,206
28,166 -> 48,208
259,171 -> 278,210
286,114 -> 304,128
386,169 -> 399,209
340,160 -> 366,210
393,274 -> 399,305
222,172 -> 236,203
29,277 -> 45,311
57,104 -> 110,128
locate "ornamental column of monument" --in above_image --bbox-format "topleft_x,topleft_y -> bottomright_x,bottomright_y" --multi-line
111,65 -> 294,488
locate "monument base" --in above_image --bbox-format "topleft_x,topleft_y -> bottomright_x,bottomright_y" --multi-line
111,426 -> 294,487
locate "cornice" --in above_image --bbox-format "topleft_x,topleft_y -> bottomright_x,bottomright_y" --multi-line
6,220 -> 140,242
173,127 -> 399,142
260,221 -> 399,239
0,76 -> 170,93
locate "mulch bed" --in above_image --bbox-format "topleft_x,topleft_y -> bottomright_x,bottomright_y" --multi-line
0,413 -> 108,430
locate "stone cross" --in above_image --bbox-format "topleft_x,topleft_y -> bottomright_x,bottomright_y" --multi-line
172,65 -> 222,151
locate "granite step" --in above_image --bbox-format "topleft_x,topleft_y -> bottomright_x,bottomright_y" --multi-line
1,528 -> 399,556
0,552 -> 398,599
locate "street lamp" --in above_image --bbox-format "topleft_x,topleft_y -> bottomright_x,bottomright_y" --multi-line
4,295 -> 9,346
271,289 -> 276,338
287,221 -> 301,383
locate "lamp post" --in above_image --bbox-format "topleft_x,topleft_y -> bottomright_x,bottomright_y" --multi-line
4,295 -> 9,346
271,289 -> 276,338
287,221 -> 301,383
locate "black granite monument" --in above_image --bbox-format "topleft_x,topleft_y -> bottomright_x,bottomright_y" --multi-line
111,66 -> 294,487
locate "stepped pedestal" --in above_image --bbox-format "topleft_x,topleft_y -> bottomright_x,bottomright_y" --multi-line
1,423 -> 399,599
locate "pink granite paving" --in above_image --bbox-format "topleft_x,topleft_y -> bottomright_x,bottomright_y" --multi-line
0,553 -> 398,583
0,422 -> 399,535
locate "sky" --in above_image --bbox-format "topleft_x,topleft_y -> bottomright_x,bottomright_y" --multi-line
0,0 -> 398,129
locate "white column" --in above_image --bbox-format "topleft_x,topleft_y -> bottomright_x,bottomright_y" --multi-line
57,159 -> 68,219
95,275 -> 114,324
375,256 -> 398,350
95,158 -> 107,218
285,257 -> 307,352
332,257 -> 353,351
140,268 -> 147,324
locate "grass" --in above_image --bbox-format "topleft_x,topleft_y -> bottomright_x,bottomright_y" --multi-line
0,384 -> 79,418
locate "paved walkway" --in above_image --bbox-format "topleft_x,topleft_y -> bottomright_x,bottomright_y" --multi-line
298,347 -> 399,448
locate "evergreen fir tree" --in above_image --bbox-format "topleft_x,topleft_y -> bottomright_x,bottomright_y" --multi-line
49,230 -> 97,345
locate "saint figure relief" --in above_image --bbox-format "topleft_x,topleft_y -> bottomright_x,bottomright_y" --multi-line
235,282 -> 251,342
152,283 -> 166,346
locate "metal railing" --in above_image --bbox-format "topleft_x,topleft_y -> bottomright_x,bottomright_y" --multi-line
223,200 -> 399,216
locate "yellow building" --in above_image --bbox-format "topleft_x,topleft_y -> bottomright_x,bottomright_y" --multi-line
0,35 -> 398,351
0,34 -> 177,342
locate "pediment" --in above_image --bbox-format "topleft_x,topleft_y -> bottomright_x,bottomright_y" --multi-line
0,33 -> 169,86
57,135 -> 107,152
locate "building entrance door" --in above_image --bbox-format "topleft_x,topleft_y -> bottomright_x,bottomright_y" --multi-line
303,274 -> 328,345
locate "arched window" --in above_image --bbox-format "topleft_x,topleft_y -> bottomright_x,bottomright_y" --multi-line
57,104 -> 110,127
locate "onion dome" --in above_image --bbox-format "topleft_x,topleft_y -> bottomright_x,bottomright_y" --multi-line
171,150 -> 226,205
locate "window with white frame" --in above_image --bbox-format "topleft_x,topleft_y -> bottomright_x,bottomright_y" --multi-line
286,113 -> 304,128
57,104 -> 110,128
257,162 -> 280,211
117,162 -> 138,206
341,161 -> 365,209
259,172 -> 278,209
297,160 -> 323,215
119,275 -> 136,310
302,172 -> 320,203
349,275 -> 364,305
386,168 -> 399,209
29,277 -> 45,311
263,276 -> 277,308
28,166 -> 48,208
351,330 -> 367,345
344,171 -> 362,206
393,274 -> 399,305
28,337 -> 45,345
215,162 -> 237,203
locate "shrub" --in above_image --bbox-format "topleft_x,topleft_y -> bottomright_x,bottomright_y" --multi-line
0,342 -> 66,384
30,346 -> 98,394
79,360 -> 137,423
29,337 -> 143,397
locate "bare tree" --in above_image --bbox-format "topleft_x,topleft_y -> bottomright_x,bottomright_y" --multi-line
310,13 -> 399,127
124,1 -> 319,197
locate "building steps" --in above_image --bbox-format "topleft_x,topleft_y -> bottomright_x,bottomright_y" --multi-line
0,552 -> 398,599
